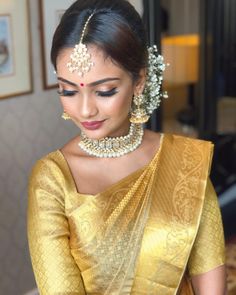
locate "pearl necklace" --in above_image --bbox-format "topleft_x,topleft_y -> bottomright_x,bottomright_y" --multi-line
78,123 -> 144,158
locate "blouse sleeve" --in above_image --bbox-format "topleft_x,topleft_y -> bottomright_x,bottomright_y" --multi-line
187,179 -> 225,276
27,157 -> 86,295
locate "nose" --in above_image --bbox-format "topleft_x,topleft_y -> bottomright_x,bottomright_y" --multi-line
79,95 -> 98,119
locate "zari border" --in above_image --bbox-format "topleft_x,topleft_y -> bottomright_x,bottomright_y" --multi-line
131,134 -> 214,295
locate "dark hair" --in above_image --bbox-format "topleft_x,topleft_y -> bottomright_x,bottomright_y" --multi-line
51,0 -> 148,80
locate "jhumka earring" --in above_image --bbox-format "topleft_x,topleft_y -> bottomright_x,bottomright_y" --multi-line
62,112 -> 71,120
67,13 -> 95,77
129,94 -> 150,124
130,45 -> 168,125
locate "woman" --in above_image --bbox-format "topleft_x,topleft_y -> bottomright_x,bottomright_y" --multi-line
27,0 -> 226,294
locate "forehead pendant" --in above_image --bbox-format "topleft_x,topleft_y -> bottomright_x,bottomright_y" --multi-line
67,13 -> 95,77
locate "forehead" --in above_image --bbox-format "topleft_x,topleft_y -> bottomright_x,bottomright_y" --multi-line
56,45 -> 128,82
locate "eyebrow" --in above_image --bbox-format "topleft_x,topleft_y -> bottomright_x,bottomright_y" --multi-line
57,77 -> 120,87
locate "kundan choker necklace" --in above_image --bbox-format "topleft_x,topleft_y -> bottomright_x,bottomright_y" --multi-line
78,123 -> 144,158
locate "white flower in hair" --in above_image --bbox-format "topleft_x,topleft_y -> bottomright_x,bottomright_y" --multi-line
144,45 -> 168,115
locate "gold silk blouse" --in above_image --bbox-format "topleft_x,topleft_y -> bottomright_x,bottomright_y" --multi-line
27,134 -> 225,295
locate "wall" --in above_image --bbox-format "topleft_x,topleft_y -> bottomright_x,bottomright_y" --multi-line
161,0 -> 199,35
129,0 -> 143,15
0,0 -> 78,294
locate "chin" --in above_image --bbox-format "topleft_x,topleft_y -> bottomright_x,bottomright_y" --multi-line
80,128 -> 110,140
79,119 -> 129,139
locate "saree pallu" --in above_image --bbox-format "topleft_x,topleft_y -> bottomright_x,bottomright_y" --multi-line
28,134 -> 225,295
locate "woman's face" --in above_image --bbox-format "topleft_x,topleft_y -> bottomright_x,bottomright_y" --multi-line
56,45 -> 145,139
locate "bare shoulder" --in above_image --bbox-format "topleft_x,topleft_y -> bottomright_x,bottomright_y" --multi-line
128,129 -> 162,166
59,134 -> 96,176
142,129 -> 162,154
60,134 -> 83,158
144,129 -> 161,142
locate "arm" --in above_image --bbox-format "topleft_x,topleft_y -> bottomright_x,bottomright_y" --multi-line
191,265 -> 227,295
188,179 -> 226,295
27,158 -> 86,295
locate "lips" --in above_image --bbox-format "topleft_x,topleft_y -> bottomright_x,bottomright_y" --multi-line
81,120 -> 106,130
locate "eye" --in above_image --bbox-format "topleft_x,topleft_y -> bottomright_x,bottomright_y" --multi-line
96,87 -> 118,97
57,89 -> 78,97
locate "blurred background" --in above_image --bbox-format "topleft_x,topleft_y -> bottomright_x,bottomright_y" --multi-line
0,0 -> 235,294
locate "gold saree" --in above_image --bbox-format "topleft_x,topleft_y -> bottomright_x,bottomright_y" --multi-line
28,134 -> 225,295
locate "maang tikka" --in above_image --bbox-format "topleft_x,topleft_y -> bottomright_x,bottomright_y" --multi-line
67,13 -> 95,77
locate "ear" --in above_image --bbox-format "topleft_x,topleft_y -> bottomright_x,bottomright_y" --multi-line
134,68 -> 146,96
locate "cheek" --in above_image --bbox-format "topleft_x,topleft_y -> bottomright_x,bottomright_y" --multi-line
102,95 -> 132,116
60,98 -> 76,113
118,90 -> 133,113
109,88 -> 133,114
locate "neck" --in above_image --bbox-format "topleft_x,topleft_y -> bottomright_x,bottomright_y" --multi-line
79,123 -> 144,158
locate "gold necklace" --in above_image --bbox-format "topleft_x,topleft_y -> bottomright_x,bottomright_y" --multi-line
78,123 -> 144,158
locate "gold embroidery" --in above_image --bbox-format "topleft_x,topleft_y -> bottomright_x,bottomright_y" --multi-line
68,154 -> 160,294
28,135 -> 225,295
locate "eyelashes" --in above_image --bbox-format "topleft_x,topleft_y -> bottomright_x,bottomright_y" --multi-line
96,88 -> 118,97
57,87 -> 118,97
57,89 -> 78,97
